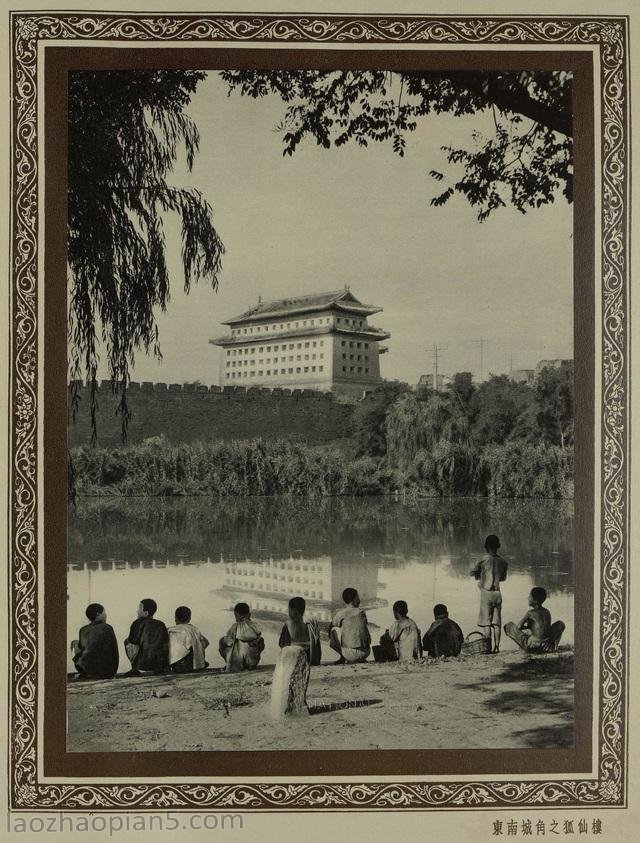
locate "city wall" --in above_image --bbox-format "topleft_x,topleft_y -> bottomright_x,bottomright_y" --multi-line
68,381 -> 356,448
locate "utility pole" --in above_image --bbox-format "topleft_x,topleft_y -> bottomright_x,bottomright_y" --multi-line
425,343 -> 447,391
473,338 -> 486,382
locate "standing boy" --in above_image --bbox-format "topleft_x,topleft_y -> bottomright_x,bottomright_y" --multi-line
71,603 -> 119,679
329,587 -> 371,664
123,598 -> 170,675
470,534 -> 508,653
504,587 -> 565,653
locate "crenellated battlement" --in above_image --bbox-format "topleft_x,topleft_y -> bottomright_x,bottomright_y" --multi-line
70,380 -> 335,399
68,380 -> 351,448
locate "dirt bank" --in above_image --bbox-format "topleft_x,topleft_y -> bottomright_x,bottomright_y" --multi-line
67,648 -> 573,753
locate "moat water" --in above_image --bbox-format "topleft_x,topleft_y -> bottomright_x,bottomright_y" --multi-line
67,496 -> 575,672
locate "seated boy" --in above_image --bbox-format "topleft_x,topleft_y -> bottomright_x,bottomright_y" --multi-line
218,602 -> 265,672
71,603 -> 119,679
168,606 -> 210,673
123,598 -> 170,675
422,604 -> 464,658
376,600 -> 422,662
278,596 -> 321,666
504,587 -> 565,653
329,587 -> 371,664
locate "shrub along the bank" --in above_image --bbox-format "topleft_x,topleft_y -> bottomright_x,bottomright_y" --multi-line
480,441 -> 573,499
395,441 -> 572,499
71,436 -> 572,499
71,438 -> 390,497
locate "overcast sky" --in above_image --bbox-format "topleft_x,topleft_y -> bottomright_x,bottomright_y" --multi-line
92,72 -> 573,386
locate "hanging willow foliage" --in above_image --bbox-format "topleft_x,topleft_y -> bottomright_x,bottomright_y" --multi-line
67,70 -> 223,442
385,393 -> 454,470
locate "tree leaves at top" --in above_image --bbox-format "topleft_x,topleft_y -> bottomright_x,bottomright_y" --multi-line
221,69 -> 572,220
68,70 -> 224,442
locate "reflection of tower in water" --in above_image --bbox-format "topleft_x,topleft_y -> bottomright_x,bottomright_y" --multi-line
218,554 -> 387,627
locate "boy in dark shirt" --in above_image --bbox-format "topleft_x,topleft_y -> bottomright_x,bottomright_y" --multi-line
71,603 -> 119,679
504,587 -> 565,653
124,598 -> 170,675
422,604 -> 464,658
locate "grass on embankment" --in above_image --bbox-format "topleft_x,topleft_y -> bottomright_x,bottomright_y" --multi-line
70,437 -> 573,498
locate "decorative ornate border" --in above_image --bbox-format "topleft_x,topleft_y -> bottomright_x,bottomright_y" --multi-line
9,12 -> 629,809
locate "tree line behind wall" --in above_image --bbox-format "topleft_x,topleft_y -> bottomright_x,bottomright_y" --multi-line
352,363 -> 573,497
70,364 -> 573,499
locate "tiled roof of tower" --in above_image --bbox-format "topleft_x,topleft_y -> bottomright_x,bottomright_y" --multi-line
222,289 -> 382,324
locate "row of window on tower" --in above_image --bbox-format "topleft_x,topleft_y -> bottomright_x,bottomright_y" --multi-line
227,353 -> 325,368
230,315 -> 368,336
226,365 -> 325,380
341,340 -> 370,349
226,339 -> 326,356
343,367 -> 370,375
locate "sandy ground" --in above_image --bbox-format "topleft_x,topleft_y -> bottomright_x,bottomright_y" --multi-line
67,649 -> 573,752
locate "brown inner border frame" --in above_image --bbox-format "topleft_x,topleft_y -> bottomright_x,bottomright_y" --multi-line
46,46 -> 593,779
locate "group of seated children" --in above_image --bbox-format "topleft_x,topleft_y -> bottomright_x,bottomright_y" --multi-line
286,587 -> 465,665
325,575 -> 564,664
72,599 -> 219,680
373,601 -> 464,662
71,580 -> 565,680
71,596 -> 311,680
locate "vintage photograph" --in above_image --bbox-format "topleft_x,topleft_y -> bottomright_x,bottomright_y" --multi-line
5,0 -> 633,816
65,65 -> 575,753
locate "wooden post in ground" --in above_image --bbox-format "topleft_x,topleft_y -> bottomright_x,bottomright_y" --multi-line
270,645 -> 310,718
